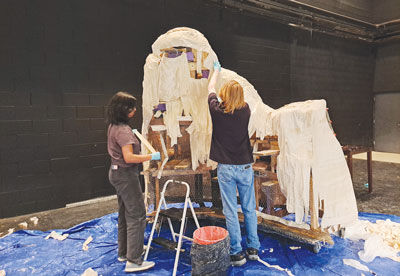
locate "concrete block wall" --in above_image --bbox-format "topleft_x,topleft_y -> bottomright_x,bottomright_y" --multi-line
290,30 -> 375,146
0,0 -> 376,217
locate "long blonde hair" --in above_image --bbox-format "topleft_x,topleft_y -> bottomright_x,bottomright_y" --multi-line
219,80 -> 246,114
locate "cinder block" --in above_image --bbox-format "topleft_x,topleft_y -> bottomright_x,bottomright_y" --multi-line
63,144 -> 92,158
63,118 -> 90,131
50,157 -> 80,172
47,106 -> 76,119
30,65 -> 59,80
79,154 -> 108,168
0,163 -> 18,177
90,142 -> 107,155
0,134 -> 17,149
31,92 -> 63,105
15,106 -> 47,120
19,160 -> 50,175
33,119 -> 62,133
89,94 -> 110,106
90,118 -> 106,130
0,92 -> 31,106
77,106 -> 104,118
0,148 -> 34,164
16,133 -> 48,149
33,146 -> 51,160
48,132 -> 78,146
0,107 -> 16,120
78,130 -> 106,144
0,120 -> 32,135
62,93 -> 90,106
16,173 -> 57,191
0,191 -> 22,210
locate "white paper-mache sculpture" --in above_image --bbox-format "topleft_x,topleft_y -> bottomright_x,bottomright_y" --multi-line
142,27 -> 357,228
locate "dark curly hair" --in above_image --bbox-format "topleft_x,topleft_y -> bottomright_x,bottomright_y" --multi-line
106,92 -> 137,125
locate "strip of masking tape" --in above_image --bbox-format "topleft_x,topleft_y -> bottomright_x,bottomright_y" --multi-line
157,133 -> 169,179
196,50 -> 202,74
133,129 -> 156,153
257,257 -> 294,276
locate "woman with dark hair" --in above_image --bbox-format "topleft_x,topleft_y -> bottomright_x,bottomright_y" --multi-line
107,91 -> 160,273
207,63 -> 260,266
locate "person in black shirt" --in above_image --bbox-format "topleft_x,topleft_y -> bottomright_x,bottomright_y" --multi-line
208,62 -> 260,266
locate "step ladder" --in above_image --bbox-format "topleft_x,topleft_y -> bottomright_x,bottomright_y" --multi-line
144,179 -> 200,276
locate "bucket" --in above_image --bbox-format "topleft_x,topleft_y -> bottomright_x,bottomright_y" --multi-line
193,226 -> 228,245
191,226 -> 230,276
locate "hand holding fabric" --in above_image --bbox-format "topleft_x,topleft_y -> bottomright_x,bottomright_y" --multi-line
208,60 -> 221,94
151,152 -> 161,160
213,61 -> 221,72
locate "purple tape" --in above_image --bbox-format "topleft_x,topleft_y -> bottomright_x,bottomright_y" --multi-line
201,70 -> 210,79
186,52 -> 194,62
153,103 -> 166,112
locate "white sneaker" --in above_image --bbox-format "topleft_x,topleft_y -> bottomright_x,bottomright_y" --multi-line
125,261 -> 155,273
118,256 -> 127,262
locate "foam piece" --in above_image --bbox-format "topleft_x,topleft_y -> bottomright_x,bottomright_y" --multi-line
81,268 -> 97,276
45,231 -> 68,241
30,216 -> 39,225
82,236 -> 93,251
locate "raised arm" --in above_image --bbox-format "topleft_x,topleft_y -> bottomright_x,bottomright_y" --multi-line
208,61 -> 221,94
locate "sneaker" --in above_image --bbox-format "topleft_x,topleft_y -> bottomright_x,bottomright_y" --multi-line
117,256 -> 127,262
246,248 -> 259,261
230,252 -> 247,266
125,261 -> 155,273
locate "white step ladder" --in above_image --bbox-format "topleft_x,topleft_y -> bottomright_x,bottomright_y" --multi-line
144,179 -> 200,276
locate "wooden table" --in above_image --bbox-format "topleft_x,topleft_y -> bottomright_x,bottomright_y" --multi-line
142,167 -> 211,210
342,145 -> 373,193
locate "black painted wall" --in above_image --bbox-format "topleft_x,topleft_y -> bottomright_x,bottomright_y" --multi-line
296,0 -> 374,22
0,0 -> 376,217
374,41 -> 400,94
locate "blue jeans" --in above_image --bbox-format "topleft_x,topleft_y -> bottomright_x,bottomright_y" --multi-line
217,163 -> 260,255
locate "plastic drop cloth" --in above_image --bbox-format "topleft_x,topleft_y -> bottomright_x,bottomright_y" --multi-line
142,27 -> 357,228
1,210 -> 399,275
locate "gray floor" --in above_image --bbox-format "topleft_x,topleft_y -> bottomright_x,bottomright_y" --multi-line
0,159 -> 399,236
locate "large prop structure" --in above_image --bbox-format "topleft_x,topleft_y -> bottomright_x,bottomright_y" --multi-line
141,27 -> 358,251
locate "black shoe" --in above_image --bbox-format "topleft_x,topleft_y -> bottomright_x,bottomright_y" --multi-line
246,248 -> 259,260
230,252 -> 247,266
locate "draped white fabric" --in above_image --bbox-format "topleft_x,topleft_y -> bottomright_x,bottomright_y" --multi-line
141,27 -> 357,228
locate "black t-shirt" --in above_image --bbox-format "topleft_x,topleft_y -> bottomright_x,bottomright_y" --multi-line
208,93 -> 254,165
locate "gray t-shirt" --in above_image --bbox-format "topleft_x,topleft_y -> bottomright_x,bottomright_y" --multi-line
107,124 -> 140,168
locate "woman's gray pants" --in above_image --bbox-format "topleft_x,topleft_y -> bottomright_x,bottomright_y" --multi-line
109,165 -> 146,265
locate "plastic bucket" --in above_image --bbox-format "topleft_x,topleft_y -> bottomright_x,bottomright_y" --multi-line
193,226 -> 228,245
191,226 -> 230,276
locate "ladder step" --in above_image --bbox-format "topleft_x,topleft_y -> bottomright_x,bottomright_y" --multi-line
152,237 -> 185,252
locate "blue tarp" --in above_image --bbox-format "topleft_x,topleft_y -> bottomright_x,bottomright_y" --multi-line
1,210 -> 399,275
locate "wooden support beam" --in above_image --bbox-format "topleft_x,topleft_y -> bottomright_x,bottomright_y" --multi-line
309,172 -> 319,230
